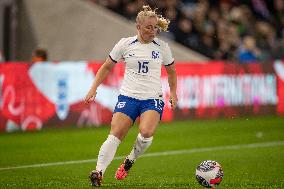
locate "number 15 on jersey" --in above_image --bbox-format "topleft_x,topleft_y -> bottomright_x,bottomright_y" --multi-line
138,61 -> 149,74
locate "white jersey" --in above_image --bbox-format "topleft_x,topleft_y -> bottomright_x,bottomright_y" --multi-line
109,36 -> 174,100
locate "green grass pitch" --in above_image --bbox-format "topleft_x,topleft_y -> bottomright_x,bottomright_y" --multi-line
0,116 -> 283,188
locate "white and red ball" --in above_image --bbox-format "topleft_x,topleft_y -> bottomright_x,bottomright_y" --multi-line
195,160 -> 224,188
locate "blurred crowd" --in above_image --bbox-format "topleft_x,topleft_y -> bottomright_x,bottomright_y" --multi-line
91,0 -> 284,63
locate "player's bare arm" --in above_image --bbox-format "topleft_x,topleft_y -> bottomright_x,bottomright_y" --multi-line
84,57 -> 116,104
165,63 -> 178,109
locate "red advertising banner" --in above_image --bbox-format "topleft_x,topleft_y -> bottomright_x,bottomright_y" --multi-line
0,60 -> 283,132
274,60 -> 284,114
170,62 -> 279,119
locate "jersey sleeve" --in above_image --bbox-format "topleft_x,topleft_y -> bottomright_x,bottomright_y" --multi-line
163,42 -> 174,66
109,38 -> 126,63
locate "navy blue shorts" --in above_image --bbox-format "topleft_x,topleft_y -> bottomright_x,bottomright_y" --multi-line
113,95 -> 165,122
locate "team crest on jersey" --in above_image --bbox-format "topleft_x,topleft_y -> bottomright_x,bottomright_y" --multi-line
152,51 -> 160,59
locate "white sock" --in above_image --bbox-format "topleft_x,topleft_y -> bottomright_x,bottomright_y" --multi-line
127,133 -> 153,161
96,135 -> 121,174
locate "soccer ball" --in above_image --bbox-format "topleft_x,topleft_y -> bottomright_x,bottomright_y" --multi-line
195,160 -> 224,188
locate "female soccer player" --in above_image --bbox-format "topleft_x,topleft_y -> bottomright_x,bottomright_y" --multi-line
85,5 -> 178,187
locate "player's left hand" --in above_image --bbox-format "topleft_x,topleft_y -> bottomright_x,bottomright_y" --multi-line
169,93 -> 178,110
84,91 -> 97,104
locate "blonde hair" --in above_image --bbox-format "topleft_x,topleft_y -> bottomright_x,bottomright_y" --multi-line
136,5 -> 170,32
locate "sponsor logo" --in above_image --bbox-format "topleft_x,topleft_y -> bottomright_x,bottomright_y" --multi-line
117,102 -> 126,108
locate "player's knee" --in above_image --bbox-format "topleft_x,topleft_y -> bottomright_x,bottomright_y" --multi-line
109,131 -> 124,141
139,130 -> 154,138
110,125 -> 127,141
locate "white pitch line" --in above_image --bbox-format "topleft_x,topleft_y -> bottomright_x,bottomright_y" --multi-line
0,141 -> 283,171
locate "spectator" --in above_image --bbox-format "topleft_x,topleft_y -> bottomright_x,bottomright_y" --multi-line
238,36 -> 261,63
162,6 -> 178,39
0,51 -> 4,63
255,21 -> 278,61
271,0 -> 284,38
31,48 -> 48,63
173,17 -> 200,50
